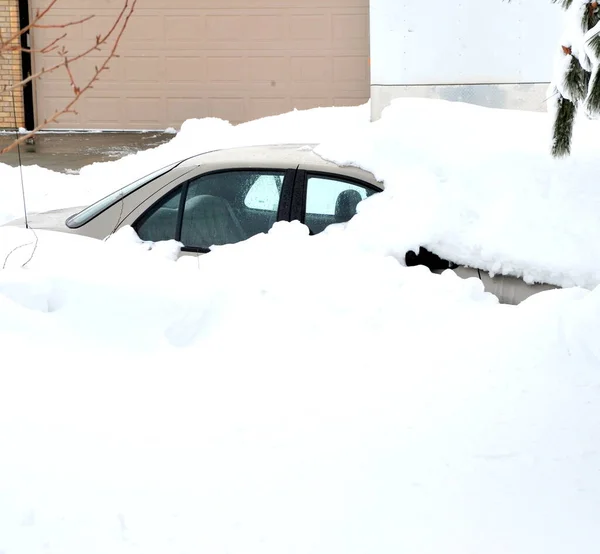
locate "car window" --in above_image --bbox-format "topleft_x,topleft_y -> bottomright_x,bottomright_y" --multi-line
135,186 -> 184,243
181,171 -> 284,249
134,170 -> 285,249
66,161 -> 180,229
304,175 -> 376,234
245,174 -> 282,211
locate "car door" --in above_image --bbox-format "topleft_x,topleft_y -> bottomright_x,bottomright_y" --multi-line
132,167 -> 296,254
290,170 -> 379,234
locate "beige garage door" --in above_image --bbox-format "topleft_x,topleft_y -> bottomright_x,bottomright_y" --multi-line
29,0 -> 369,130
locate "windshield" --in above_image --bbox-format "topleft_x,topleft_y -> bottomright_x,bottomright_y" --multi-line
66,161 -> 181,229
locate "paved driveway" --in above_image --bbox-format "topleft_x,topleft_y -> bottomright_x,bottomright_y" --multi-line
0,132 -> 172,173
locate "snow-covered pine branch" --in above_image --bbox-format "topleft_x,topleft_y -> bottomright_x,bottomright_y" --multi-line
548,0 -> 600,156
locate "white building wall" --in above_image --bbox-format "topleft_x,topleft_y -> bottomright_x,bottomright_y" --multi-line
370,0 -> 565,119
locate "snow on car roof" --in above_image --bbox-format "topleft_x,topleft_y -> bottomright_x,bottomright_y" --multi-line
179,143 -> 383,188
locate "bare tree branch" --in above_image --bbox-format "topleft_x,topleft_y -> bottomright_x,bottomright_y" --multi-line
0,0 -> 136,154
0,0 -> 92,54
33,15 -> 94,29
19,33 -> 67,55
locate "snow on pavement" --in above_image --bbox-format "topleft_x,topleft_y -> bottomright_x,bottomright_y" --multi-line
1,100 -> 600,553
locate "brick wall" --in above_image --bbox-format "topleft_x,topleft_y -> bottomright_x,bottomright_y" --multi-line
0,0 -> 24,129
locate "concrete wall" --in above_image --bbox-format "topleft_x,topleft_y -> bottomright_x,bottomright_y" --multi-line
0,0 -> 24,128
370,0 -> 565,119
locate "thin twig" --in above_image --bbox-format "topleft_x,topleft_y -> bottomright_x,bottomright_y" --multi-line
64,58 -> 77,93
1,0 -> 137,154
0,0 -> 92,53
14,34 -> 67,55
33,15 -> 94,29
5,1 -> 130,94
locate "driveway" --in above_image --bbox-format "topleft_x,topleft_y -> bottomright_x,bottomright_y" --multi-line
0,132 -> 173,173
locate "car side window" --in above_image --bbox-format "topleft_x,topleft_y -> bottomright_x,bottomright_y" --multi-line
135,187 -> 184,243
180,171 -> 285,250
135,171 -> 285,249
304,175 -> 376,234
244,174 -> 282,211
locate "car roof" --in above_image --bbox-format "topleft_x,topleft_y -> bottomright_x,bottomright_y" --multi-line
178,143 -> 383,189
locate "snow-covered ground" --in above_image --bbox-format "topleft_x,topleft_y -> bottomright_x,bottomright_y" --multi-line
1,99 -> 600,554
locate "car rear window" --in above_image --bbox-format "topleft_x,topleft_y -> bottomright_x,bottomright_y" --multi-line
66,162 -> 181,229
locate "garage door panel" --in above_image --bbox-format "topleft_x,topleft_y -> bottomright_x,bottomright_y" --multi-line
206,57 -> 247,82
165,57 -> 206,82
124,97 -> 164,126
248,97 -> 290,120
333,13 -> 369,39
31,0 -> 369,129
291,57 -> 333,83
206,97 -> 245,122
290,15 -> 329,40
123,15 -> 164,41
165,16 -> 205,39
79,15 -> 124,40
334,56 -> 369,83
247,56 -> 290,84
83,97 -> 123,126
166,97 -> 206,125
124,56 -> 164,83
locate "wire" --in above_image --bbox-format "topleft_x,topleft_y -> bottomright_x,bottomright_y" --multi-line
12,85 -> 29,229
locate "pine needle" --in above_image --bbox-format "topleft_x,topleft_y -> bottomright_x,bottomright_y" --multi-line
585,67 -> 600,113
587,31 -> 600,59
552,96 -> 576,157
563,55 -> 588,102
553,0 -> 574,9
584,2 -> 600,31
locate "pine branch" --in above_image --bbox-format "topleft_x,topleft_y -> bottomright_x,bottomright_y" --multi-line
552,96 -> 576,157
587,31 -> 600,59
553,0 -> 575,9
585,66 -> 600,112
591,2 -> 600,25
563,55 -> 589,102
584,1 -> 600,31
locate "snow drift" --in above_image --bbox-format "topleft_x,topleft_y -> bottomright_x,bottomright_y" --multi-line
1,99 -> 600,554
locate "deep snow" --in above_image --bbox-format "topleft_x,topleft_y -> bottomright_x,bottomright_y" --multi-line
0,223 -> 600,554
1,100 -> 600,554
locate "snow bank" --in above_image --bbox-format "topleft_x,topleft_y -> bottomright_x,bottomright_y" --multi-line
0,223 -> 600,554
316,98 -> 600,289
2,100 -> 600,553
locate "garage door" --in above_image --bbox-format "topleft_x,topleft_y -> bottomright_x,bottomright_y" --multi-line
29,0 -> 369,130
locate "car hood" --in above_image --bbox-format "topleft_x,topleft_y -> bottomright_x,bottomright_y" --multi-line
4,206 -> 84,232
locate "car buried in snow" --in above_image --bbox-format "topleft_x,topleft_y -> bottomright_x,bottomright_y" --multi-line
4,143 -> 555,304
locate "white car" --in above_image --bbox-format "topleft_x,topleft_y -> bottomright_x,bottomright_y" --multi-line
4,143 -> 555,304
